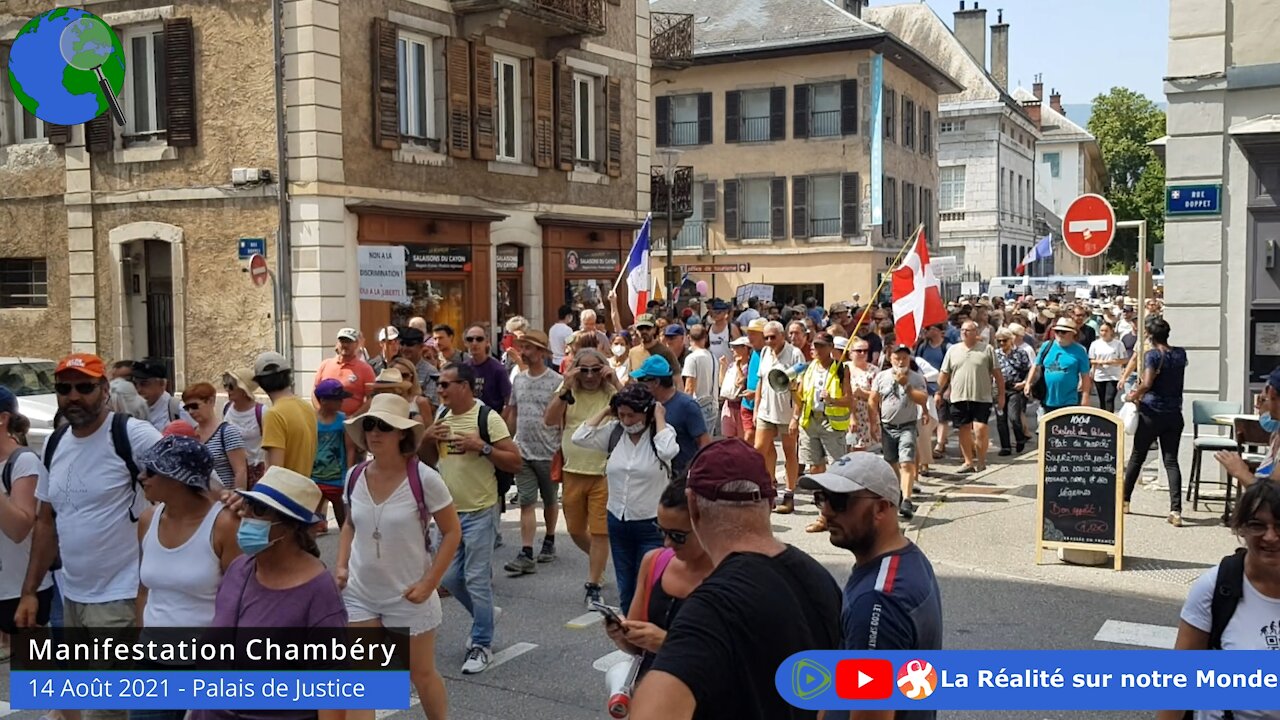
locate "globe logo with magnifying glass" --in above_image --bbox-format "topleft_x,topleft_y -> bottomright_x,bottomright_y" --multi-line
7,8 -> 126,126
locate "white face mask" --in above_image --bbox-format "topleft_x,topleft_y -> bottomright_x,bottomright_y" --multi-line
611,345 -> 626,357
622,421 -> 648,434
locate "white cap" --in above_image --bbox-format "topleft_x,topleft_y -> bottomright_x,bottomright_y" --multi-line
378,325 -> 400,342
337,327 -> 359,341
799,452 -> 901,505
730,336 -> 752,347
832,336 -> 849,351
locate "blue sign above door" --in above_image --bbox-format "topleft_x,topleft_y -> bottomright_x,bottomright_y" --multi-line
1166,184 -> 1221,216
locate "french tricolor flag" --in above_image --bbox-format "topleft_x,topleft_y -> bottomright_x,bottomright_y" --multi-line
623,215 -> 652,318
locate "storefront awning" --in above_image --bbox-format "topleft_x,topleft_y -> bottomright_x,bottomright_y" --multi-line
534,213 -> 644,231
346,199 -> 508,222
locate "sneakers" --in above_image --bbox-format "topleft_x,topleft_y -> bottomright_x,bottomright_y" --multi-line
504,552 -> 537,575
461,646 -> 493,675
899,498 -> 916,520
1168,512 -> 1183,527
584,582 -> 603,609
775,492 -> 795,514
537,538 -> 557,563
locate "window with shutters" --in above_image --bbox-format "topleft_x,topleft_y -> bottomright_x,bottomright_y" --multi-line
939,166 -> 966,211
809,175 -> 841,236
573,73 -> 597,163
665,94 -> 699,146
739,89 -> 770,142
883,88 -> 895,142
121,26 -> 167,138
883,177 -> 897,239
741,178 -> 771,239
0,49 -> 45,145
0,259 -> 47,308
921,110 -> 932,156
902,97 -> 914,149
493,54 -> 522,162
809,83 -> 840,138
902,181 -> 916,236
396,32 -> 438,145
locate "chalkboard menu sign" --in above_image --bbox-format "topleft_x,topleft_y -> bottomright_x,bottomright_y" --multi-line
1035,407 -> 1126,571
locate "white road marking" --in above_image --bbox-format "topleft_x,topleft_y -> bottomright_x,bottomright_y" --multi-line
1093,619 -> 1177,649
487,641 -> 538,670
566,610 -> 603,629
593,649 -> 633,672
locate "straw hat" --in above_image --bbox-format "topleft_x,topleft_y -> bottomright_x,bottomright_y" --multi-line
367,367 -> 413,392
345,393 -> 427,450
1052,317 -> 1078,334
223,368 -> 259,395
237,466 -> 322,524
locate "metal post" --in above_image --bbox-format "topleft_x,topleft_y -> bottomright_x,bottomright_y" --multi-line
666,188 -> 674,316
1116,219 -> 1148,375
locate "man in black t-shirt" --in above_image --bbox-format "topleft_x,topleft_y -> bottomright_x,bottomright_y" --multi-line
631,439 -> 842,720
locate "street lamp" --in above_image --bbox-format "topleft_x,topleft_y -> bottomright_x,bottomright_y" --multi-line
656,146 -> 683,317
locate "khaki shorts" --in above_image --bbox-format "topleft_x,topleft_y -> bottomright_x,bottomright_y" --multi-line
755,418 -> 788,433
561,472 -> 608,536
64,597 -> 135,629
800,422 -> 847,465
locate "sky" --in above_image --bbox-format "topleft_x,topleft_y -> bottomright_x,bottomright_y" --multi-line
920,0 -> 1168,106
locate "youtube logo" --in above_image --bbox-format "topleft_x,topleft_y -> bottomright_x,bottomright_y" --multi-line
835,659 -> 894,700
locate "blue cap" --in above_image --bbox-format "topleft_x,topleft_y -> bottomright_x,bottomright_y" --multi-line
664,324 -> 686,337
0,387 -> 17,416
710,299 -> 730,311
1268,367 -> 1280,391
631,355 -> 673,379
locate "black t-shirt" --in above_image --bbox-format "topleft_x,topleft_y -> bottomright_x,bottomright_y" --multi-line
649,546 -> 842,720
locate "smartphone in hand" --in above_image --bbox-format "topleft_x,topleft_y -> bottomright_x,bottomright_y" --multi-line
590,601 -> 625,626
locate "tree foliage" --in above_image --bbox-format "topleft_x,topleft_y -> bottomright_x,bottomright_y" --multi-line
1087,87 -> 1166,267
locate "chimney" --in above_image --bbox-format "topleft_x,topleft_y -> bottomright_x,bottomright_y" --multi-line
954,1 -> 987,69
1032,73 -> 1043,101
1021,99 -> 1041,131
843,0 -> 865,18
989,9 -> 1008,90
1049,88 -> 1063,114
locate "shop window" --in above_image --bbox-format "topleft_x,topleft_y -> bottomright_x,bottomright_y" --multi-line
565,278 -> 609,317
392,278 -> 467,337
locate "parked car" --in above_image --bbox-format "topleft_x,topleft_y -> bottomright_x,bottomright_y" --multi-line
0,357 -> 58,454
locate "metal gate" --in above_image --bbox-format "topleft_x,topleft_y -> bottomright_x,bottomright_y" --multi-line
941,268 -> 986,301
146,280 -> 176,384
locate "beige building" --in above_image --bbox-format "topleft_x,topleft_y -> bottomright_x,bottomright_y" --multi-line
647,0 -> 960,307
1,0 -> 654,392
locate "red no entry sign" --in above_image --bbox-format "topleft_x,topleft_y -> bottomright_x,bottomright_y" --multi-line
248,253 -> 270,287
1062,194 -> 1116,259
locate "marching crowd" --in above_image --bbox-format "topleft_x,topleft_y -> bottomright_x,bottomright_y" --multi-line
0,283 -> 1278,720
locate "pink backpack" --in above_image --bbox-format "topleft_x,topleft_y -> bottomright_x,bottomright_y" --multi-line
345,458 -> 433,553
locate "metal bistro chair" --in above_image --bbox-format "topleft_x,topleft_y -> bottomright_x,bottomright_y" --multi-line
1187,400 -> 1242,511
1228,417 -> 1272,521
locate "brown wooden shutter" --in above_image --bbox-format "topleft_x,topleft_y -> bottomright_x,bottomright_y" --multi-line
696,92 -> 712,144
472,43 -> 496,161
770,176 -> 786,239
840,79 -> 858,135
532,59 -> 555,168
86,114 -> 113,152
556,63 -> 575,170
370,18 -> 400,150
606,77 -> 622,178
723,179 -> 739,240
445,38 -> 472,158
724,91 -> 740,143
45,124 -> 71,145
793,84 -> 810,139
841,172 -> 860,237
163,17 -> 197,147
655,95 -> 671,147
792,176 -> 809,239
701,181 -> 717,221
769,86 -> 786,141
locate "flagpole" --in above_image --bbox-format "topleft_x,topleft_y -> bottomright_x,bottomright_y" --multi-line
837,223 -> 925,363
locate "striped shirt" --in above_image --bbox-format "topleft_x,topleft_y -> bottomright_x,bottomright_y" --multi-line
205,422 -> 245,490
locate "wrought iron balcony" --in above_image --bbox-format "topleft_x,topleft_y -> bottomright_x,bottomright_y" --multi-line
651,12 -> 693,68
653,221 -> 707,252
651,165 -> 694,219
451,0 -> 605,36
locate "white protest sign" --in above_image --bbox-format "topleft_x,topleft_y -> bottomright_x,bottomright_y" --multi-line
358,245 -> 408,303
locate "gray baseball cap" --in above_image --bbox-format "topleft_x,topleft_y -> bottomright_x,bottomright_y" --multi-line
799,452 -> 901,505
253,351 -> 291,377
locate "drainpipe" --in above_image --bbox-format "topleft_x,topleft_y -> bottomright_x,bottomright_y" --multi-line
272,0 -> 294,360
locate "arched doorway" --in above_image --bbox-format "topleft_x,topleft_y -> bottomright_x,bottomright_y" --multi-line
109,222 -> 187,389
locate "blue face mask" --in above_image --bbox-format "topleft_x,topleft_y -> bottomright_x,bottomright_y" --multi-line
237,517 -> 278,556
1262,412 -> 1279,434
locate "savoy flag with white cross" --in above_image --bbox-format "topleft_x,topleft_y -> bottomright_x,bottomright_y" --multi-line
891,228 -> 947,349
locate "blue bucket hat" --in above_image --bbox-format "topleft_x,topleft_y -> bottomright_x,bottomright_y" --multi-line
631,355 -> 673,380
137,435 -> 214,488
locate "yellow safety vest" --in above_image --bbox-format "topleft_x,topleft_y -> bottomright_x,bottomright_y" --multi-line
800,360 -> 850,431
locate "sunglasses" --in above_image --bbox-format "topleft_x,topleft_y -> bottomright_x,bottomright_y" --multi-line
764,334 -> 780,340
55,381 -> 100,396
812,490 -> 882,513
852,349 -> 868,354
654,521 -> 690,545
1239,521 -> 1280,538
362,417 -> 396,433
182,402 -> 201,412
437,380 -> 456,390
578,366 -> 602,374
464,336 -> 487,343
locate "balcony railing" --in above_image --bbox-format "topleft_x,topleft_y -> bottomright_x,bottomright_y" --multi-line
651,12 -> 693,68
810,109 -> 840,137
670,120 -> 699,146
741,220 -> 771,239
450,0 -> 604,35
809,217 -> 841,236
652,221 -> 707,252
651,165 -> 694,219
740,116 -> 770,142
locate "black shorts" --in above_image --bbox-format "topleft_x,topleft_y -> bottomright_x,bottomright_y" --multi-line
950,401 -> 993,426
0,585 -> 54,634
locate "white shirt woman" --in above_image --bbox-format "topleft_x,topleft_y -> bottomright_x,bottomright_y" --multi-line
1089,337 -> 1126,383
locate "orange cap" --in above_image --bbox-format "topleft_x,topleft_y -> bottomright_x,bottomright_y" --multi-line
55,353 -> 106,378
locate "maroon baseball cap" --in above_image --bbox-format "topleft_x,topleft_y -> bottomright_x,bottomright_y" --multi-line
686,438 -> 777,502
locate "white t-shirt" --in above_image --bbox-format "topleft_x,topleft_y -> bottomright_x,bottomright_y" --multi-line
346,462 -> 453,602
707,324 -> 732,365
1181,564 -> 1280,720
1088,338 -> 1126,382
756,344 -> 806,424
548,322 -> 574,365
682,348 -> 717,404
148,392 -> 194,431
36,413 -> 161,602
0,451 -> 54,600
223,403 -> 265,465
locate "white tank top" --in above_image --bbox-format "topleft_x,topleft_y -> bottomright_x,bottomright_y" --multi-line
708,324 -> 731,364
139,502 -> 223,627
0,450 -> 54,600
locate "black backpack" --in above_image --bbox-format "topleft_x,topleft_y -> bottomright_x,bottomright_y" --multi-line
1181,548 -> 1246,720
2,447 -> 36,495
43,413 -> 142,522
435,404 -> 514,497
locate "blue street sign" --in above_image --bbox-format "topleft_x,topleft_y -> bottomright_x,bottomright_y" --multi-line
1166,184 -> 1221,216
238,237 -> 266,259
